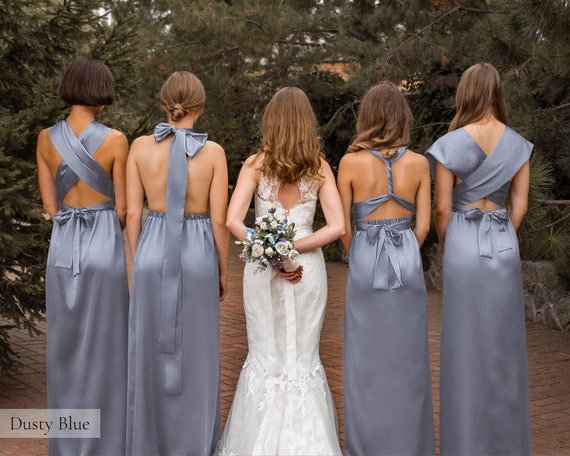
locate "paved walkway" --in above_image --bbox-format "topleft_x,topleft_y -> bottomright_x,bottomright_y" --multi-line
1,242 -> 570,455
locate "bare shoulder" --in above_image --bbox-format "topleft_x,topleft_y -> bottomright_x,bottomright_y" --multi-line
105,129 -> 128,152
243,152 -> 263,169
402,149 -> 429,171
36,128 -> 50,147
202,140 -> 225,157
130,134 -> 154,151
338,151 -> 369,174
319,157 -> 334,173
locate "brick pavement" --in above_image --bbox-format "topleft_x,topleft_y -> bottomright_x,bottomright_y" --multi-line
1,242 -> 570,455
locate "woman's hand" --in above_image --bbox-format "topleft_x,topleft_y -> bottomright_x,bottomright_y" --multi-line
276,267 -> 303,283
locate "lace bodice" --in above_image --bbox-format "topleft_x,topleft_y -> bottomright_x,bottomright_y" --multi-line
255,174 -> 319,238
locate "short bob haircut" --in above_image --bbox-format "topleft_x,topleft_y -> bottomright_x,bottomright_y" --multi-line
59,56 -> 115,106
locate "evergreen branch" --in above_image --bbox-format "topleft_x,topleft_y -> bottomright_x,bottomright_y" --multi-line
537,200 -> 570,205
322,99 -> 360,131
384,5 -> 492,63
530,211 -> 570,233
542,103 -> 570,112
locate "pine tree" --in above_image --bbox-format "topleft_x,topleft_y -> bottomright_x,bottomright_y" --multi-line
0,0 -> 147,374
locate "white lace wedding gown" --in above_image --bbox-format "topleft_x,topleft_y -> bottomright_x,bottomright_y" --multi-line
216,174 -> 342,455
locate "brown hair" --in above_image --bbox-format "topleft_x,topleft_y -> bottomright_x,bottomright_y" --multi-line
59,57 -> 115,106
347,81 -> 412,158
160,71 -> 205,122
449,62 -> 508,131
259,87 -> 323,183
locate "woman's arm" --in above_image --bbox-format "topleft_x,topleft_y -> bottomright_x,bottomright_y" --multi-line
125,138 -> 145,258
508,161 -> 530,231
414,156 -> 431,247
36,130 -> 59,219
337,155 -> 354,254
208,143 -> 230,301
434,162 -> 454,251
110,131 -> 129,229
294,160 -> 345,254
226,155 -> 260,240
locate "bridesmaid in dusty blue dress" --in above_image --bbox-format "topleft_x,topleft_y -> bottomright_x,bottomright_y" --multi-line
426,62 -> 532,455
125,71 -> 229,455
338,81 -> 434,456
36,57 -> 129,455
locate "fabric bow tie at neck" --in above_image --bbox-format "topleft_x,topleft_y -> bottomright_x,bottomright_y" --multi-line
153,123 -> 208,158
153,122 -> 207,395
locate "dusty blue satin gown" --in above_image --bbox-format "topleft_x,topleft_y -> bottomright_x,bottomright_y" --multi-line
344,147 -> 435,456
46,120 -> 129,455
426,126 -> 533,455
126,124 -> 220,455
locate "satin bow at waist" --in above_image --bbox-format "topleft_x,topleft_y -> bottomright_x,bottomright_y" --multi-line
54,201 -> 115,276
458,207 -> 513,258
355,217 -> 411,290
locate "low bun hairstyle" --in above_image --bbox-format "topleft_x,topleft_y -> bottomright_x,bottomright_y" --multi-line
160,71 -> 205,122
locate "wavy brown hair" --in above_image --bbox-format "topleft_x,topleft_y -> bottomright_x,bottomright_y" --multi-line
160,71 -> 205,122
347,81 -> 412,158
449,62 -> 508,132
259,87 -> 324,183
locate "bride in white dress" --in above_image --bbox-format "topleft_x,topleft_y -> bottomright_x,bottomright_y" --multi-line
218,87 -> 345,455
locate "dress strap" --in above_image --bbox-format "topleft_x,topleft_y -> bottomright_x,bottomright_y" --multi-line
48,120 -> 113,201
356,146 -> 414,217
153,122 -> 208,396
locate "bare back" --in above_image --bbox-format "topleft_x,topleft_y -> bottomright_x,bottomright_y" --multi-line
347,149 -> 424,220
130,134 -> 222,214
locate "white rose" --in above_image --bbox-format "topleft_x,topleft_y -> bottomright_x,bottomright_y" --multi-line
275,241 -> 289,255
288,249 -> 299,260
259,222 -> 267,230
270,221 -> 278,228
251,244 -> 264,258
265,247 -> 275,257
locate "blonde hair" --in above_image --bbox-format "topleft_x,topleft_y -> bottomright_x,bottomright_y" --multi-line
347,81 -> 412,158
449,62 -> 507,131
259,87 -> 324,183
160,71 -> 205,122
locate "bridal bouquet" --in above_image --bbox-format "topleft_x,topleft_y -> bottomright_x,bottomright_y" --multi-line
237,207 -> 303,277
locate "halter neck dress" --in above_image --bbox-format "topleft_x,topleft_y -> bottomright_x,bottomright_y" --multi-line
126,123 -> 220,455
344,147 -> 435,456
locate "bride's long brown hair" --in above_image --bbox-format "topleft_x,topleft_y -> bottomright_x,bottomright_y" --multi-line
259,87 -> 324,183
